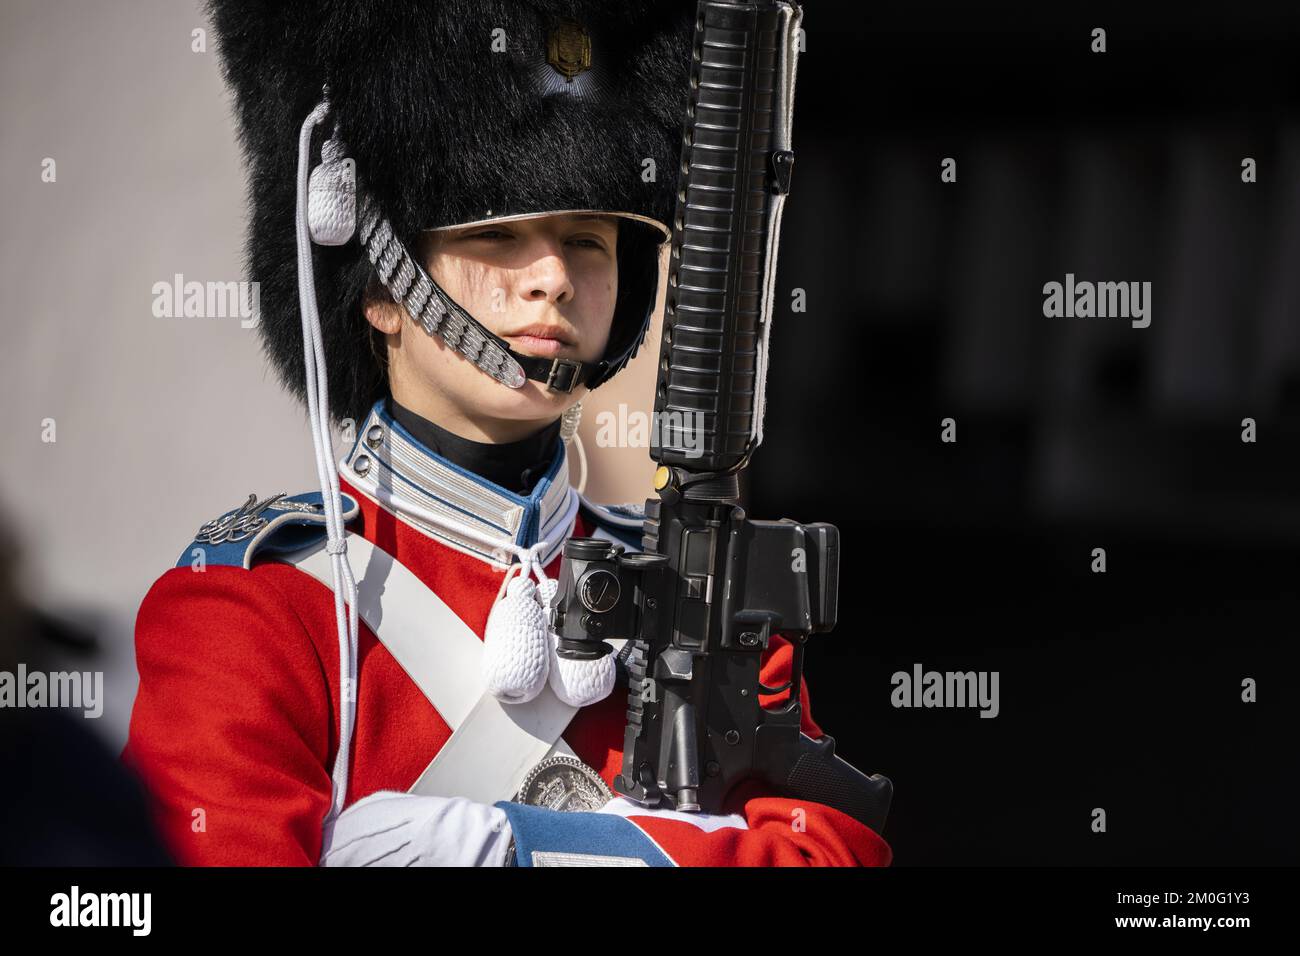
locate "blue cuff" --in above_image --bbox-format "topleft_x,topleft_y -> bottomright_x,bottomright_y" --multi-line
493,801 -> 673,867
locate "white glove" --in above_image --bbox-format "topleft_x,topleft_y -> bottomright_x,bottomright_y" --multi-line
320,790 -> 514,867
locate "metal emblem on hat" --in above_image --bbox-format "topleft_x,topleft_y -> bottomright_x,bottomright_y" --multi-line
515,754 -> 613,812
547,19 -> 591,81
195,493 -> 287,545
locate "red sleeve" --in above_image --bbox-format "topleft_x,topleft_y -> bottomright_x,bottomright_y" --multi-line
121,566 -> 335,866
617,791 -> 892,866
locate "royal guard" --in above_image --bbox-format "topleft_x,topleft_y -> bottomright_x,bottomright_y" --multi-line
122,0 -> 892,867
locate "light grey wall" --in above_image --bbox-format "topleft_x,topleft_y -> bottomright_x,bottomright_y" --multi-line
1,0 -> 337,748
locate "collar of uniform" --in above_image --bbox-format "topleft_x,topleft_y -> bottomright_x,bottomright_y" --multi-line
338,399 -> 579,568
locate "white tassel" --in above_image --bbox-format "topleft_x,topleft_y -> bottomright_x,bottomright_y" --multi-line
307,122 -> 356,246
481,569 -> 551,704
481,542 -> 616,708
548,635 -> 616,708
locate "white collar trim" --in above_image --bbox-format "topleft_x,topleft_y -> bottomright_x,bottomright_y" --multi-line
340,403 -> 579,569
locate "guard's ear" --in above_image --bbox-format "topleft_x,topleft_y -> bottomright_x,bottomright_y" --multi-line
365,230 -> 442,335
362,273 -> 404,335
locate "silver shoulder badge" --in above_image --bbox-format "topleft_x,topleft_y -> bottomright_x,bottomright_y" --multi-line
514,754 -> 613,812
195,492 -> 287,545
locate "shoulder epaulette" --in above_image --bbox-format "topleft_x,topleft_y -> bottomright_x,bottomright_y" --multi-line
576,496 -> 646,553
175,491 -> 360,570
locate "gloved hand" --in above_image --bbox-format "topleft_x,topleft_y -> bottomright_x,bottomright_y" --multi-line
320,790 -> 514,867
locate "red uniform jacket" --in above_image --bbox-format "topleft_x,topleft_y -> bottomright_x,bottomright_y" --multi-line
122,405 -> 891,867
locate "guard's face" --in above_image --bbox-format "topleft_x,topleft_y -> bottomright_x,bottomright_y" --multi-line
369,211 -> 619,439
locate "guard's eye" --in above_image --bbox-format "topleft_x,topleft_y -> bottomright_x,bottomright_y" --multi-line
459,228 -> 608,251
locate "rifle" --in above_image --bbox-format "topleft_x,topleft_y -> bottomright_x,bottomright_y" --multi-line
551,0 -> 893,834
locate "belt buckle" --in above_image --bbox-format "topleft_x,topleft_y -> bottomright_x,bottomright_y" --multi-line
514,754 -> 613,812
545,358 -> 581,393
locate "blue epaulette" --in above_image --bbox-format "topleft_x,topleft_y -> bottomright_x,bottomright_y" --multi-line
576,496 -> 646,553
175,491 -> 360,570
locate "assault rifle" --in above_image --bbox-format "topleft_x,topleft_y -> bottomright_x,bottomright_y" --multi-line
551,0 -> 892,834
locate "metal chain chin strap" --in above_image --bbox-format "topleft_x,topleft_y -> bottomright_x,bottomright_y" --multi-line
358,191 -> 530,390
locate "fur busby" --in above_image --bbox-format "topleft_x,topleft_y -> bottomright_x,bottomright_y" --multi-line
207,0 -> 695,424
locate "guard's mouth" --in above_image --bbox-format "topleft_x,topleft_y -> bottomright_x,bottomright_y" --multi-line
502,324 -> 576,358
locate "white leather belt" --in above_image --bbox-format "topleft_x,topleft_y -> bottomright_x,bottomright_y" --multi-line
285,532 -> 610,805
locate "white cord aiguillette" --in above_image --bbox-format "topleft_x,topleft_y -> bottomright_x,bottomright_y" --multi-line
295,98 -> 360,824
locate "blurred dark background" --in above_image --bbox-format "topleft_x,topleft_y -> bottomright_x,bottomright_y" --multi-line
0,508 -> 170,866
750,2 -> 1300,864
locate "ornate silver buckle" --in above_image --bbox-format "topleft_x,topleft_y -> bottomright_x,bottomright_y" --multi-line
514,754 -> 613,811
545,357 -> 582,393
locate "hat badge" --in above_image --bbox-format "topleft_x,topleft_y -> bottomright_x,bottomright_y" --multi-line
547,19 -> 591,81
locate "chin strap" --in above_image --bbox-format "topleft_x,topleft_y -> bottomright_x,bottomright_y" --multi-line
355,191 -> 609,394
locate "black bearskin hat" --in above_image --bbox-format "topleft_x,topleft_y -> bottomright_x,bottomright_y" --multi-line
207,0 -> 695,424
